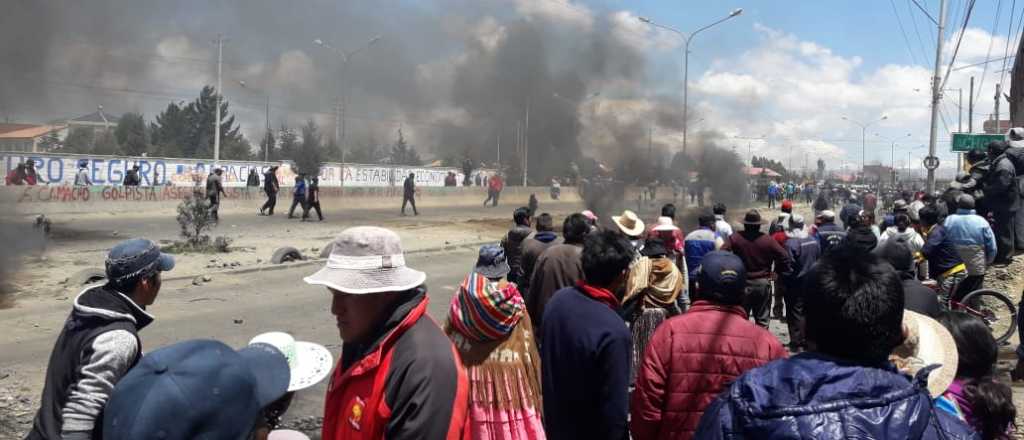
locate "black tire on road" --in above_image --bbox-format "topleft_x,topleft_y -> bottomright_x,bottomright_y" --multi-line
960,289 -> 1018,344
69,268 -> 107,286
271,246 -> 304,264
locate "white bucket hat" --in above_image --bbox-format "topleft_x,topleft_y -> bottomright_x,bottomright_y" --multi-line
652,216 -> 679,232
612,210 -> 646,236
249,332 -> 333,392
304,226 -> 426,294
889,310 -> 959,398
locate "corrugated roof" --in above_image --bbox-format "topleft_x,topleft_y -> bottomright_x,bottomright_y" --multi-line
0,123 -> 39,135
69,111 -> 120,124
0,124 -> 64,139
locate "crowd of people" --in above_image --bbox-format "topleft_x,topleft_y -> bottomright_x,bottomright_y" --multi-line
26,181 -> 1023,439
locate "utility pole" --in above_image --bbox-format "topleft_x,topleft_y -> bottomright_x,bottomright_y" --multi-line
925,0 -> 947,192
523,100 -> 530,187
496,133 -> 501,169
995,83 -> 1002,134
214,34 -> 226,166
969,76 -> 974,132
648,125 -> 653,163
265,94 -> 271,163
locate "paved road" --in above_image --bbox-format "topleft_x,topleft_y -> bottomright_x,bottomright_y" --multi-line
0,246 -> 481,422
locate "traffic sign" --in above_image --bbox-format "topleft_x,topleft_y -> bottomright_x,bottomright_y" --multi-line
923,156 -> 940,170
951,133 -> 1003,152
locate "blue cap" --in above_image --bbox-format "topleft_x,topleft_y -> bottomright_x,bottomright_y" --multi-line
105,239 -> 175,284
698,251 -> 747,296
474,244 -> 511,279
103,339 -> 291,440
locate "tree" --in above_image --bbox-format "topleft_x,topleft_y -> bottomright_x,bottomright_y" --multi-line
38,131 -> 62,152
293,120 -> 325,175
176,190 -> 215,248
278,125 -> 299,161
93,130 -> 121,156
221,137 -> 254,161
183,86 -> 244,159
115,112 -> 149,156
389,129 -> 421,166
63,127 -> 94,154
348,135 -> 386,164
259,130 -> 278,161
151,102 -> 190,157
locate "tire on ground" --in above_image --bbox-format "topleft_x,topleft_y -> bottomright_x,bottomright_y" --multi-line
271,246 -> 304,264
70,268 -> 107,286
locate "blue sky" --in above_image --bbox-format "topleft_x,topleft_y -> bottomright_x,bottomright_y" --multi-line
580,0 -> 1019,174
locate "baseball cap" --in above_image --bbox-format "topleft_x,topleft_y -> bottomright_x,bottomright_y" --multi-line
698,251 -> 747,296
103,339 -> 291,440
105,239 -> 175,284
781,200 -> 793,211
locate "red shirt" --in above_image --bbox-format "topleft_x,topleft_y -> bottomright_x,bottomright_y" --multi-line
489,176 -> 504,192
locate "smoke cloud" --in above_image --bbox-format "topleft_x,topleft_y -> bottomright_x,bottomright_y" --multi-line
0,0 -> 706,182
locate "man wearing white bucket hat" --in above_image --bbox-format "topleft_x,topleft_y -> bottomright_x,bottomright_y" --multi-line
305,226 -> 469,440
248,332 -> 333,439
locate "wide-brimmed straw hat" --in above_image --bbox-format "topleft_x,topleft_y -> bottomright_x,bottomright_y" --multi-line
889,310 -> 959,398
304,227 -> 426,294
249,332 -> 332,392
612,210 -> 645,236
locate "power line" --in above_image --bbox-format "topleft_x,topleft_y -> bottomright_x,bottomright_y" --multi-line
999,2 -> 1024,88
941,0 -> 977,90
974,0 -> 1005,108
907,0 -> 935,62
910,0 -> 940,24
891,0 -> 924,66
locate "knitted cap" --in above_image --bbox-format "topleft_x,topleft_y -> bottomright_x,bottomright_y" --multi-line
448,272 -> 525,342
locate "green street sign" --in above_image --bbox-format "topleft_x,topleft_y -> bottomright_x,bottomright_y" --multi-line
951,133 -> 1004,152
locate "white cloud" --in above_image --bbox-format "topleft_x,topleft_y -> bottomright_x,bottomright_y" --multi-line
688,23 -> 970,172
514,0 -> 594,30
611,10 -> 681,52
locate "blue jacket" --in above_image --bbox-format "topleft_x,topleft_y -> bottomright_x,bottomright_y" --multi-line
815,222 -> 846,253
783,233 -> 820,287
541,287 -> 631,440
922,224 -> 964,278
694,353 -> 979,440
943,209 -> 997,275
683,228 -> 719,281
293,179 -> 306,197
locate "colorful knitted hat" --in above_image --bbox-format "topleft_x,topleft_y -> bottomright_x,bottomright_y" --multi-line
448,272 -> 525,342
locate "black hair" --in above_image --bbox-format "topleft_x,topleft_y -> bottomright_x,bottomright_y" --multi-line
803,251 -> 904,364
966,148 -> 988,165
581,230 -> 634,289
409,173 -> 415,178
698,212 -> 716,228
535,213 -> 554,232
562,213 -> 590,244
877,238 -> 914,274
513,207 -> 531,226
894,213 -> 911,231
919,204 -> 941,227
713,202 -> 727,215
110,271 -> 158,295
660,204 -> 676,220
936,312 -> 1017,440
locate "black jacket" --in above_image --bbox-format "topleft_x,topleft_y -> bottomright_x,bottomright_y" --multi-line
122,170 -> 140,186
984,155 -> 1020,213
263,170 -> 279,193
502,225 -> 533,285
403,176 -> 416,197
27,286 -> 151,440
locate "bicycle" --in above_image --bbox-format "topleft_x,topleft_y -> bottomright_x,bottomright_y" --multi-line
923,279 -> 1018,344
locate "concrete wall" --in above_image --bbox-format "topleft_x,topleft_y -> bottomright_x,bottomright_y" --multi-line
2,185 -> 578,216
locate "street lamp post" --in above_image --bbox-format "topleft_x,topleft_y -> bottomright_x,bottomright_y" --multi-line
842,115 -> 888,180
238,80 -> 272,163
312,35 -> 382,163
639,8 -> 742,157
874,132 -> 912,186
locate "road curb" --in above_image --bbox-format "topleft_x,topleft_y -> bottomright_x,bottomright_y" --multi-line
164,240 -> 491,283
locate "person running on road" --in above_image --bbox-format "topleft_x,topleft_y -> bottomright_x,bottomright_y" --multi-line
484,173 -> 505,207
302,176 -> 324,222
402,172 -> 419,216
287,175 -> 307,219
260,166 -> 279,216
206,168 -> 227,223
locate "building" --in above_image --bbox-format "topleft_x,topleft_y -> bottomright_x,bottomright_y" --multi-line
0,123 -> 66,152
983,119 -> 1010,134
66,110 -> 119,131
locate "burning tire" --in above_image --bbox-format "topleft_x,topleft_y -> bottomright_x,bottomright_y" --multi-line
69,268 -> 106,286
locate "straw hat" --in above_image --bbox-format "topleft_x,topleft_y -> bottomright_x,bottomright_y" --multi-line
652,216 -> 680,232
612,210 -> 645,236
889,310 -> 959,398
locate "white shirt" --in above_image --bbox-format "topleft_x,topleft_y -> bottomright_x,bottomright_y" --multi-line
715,215 -> 734,239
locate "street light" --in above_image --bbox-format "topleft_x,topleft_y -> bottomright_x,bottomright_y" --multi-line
874,132 -> 912,185
842,114 -> 888,179
237,80 -> 272,163
312,35 -> 382,163
639,8 -> 743,157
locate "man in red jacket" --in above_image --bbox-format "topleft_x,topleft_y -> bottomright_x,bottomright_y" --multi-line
631,251 -> 787,440
484,173 -> 505,207
305,226 -> 469,440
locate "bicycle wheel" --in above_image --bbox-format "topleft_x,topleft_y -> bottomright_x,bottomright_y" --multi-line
959,289 -> 1018,344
